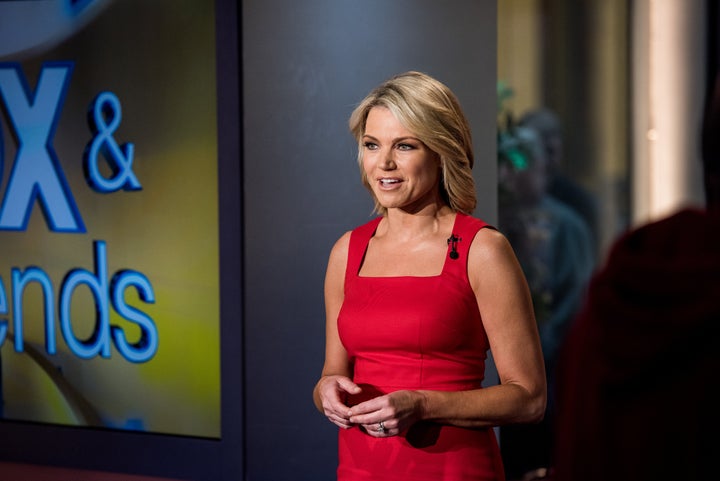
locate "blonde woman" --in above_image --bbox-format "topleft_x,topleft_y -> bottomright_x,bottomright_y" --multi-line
313,71 -> 546,481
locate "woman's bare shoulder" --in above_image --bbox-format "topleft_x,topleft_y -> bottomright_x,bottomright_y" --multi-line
330,230 -> 352,254
469,227 -> 514,261
326,230 -> 353,270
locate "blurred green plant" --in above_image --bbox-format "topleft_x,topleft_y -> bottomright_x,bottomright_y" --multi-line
497,81 -> 529,171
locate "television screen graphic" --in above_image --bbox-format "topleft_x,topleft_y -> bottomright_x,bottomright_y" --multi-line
0,0 -> 221,439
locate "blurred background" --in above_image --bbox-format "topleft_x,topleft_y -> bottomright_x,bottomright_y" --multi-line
498,0 -> 707,258
496,1 -> 712,478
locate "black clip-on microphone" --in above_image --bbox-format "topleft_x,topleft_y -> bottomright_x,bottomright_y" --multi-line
447,234 -> 461,260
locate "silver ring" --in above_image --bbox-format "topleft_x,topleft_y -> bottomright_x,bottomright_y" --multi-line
377,421 -> 385,433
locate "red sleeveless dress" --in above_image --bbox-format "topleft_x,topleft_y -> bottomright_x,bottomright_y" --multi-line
336,213 -> 505,481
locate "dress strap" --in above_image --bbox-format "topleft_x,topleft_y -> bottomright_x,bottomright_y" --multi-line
444,213 -> 493,279
345,216 -> 382,287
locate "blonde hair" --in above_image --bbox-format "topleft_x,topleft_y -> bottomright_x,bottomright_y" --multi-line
348,71 -> 476,215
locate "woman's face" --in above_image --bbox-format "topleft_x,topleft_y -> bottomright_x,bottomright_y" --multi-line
361,106 -> 441,213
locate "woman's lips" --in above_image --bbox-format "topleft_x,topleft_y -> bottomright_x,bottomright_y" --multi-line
378,178 -> 402,188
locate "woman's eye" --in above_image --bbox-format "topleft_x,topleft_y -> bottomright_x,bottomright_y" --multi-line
397,143 -> 414,151
363,141 -> 378,150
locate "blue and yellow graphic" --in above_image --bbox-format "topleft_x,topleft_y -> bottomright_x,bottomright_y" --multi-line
0,0 -> 220,438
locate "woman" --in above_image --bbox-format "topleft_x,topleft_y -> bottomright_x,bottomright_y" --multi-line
313,71 -> 546,481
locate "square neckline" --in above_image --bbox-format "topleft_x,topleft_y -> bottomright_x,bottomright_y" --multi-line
356,212 -> 460,279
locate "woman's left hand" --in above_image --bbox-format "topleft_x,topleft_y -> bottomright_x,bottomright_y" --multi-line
347,390 -> 426,437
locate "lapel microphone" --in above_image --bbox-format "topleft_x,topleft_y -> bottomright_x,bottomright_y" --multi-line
447,234 -> 461,260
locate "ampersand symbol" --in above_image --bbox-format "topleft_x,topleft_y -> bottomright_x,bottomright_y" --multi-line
83,91 -> 142,193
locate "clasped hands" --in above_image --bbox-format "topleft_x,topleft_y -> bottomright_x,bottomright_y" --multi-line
317,375 -> 425,437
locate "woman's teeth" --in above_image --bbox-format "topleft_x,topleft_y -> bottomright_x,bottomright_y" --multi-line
380,179 -> 400,185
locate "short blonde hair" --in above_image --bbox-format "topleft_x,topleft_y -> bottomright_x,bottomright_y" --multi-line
348,71 -> 476,215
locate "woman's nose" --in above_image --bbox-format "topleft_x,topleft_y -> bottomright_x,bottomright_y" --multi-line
380,150 -> 396,169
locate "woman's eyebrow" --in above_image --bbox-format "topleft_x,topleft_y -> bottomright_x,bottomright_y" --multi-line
362,134 -> 420,143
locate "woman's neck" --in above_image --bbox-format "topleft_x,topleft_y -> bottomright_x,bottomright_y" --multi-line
380,204 -> 455,241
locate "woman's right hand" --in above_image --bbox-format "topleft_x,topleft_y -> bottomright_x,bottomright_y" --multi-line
316,375 -> 362,429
